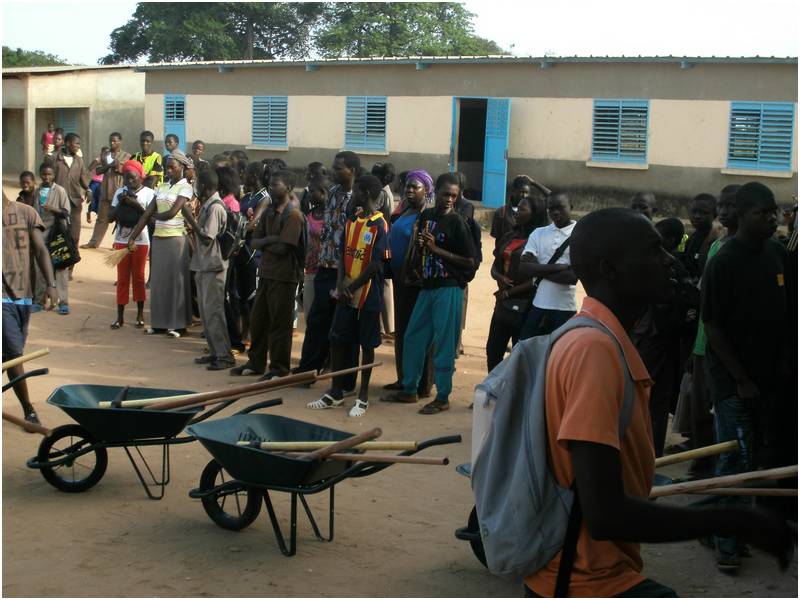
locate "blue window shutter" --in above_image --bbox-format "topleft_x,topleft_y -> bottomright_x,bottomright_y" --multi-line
591,99 -> 649,163
56,108 -> 78,135
164,95 -> 186,151
252,96 -> 288,146
345,96 -> 386,151
728,102 -> 794,171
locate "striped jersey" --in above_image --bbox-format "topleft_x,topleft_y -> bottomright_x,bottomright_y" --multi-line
342,211 -> 389,311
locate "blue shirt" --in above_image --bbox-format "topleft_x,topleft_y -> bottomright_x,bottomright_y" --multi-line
388,212 -> 418,279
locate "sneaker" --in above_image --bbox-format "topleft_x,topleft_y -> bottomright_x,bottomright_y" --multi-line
207,359 -> 236,371
31,303 -> 44,313
380,391 -> 418,404
230,364 -> 264,376
166,329 -> 181,338
258,371 -> 284,382
57,303 -> 70,315
24,412 -> 41,433
194,355 -> 214,365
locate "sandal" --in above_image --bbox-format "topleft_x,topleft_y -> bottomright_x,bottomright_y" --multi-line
135,319 -> 145,329
110,320 -> 123,330
419,399 -> 450,415
348,399 -> 369,418
307,393 -> 344,410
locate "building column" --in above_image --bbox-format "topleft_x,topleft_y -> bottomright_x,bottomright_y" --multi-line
22,105 -> 36,173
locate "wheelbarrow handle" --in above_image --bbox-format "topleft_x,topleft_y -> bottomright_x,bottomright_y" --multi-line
235,398 -> 284,415
2,367 -> 49,392
414,435 -> 462,452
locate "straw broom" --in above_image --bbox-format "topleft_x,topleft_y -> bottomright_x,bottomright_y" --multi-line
104,246 -> 132,268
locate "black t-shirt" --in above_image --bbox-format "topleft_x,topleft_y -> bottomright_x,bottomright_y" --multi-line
416,208 -> 476,289
701,237 -> 788,395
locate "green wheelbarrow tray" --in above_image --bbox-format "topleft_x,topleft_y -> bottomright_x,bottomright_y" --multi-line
47,384 -> 201,442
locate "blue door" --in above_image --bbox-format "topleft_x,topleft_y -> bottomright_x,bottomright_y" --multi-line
481,98 -> 511,208
164,95 -> 186,152
56,108 -> 78,135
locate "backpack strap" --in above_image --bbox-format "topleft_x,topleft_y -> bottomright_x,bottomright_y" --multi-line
532,235 -> 572,298
549,315 -> 635,597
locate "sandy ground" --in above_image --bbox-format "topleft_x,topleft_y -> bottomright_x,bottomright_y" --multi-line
2,213 -> 797,597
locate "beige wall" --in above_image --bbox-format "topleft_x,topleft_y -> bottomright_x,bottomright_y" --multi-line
2,109 -> 25,174
509,98 -> 592,161
288,96 -> 344,150
386,96 -> 451,155
2,78 -> 27,109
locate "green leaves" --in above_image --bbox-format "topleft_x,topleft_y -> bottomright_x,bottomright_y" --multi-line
100,2 -> 505,64
2,46 -> 70,67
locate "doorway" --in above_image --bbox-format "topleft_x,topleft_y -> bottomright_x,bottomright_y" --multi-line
453,98 -> 487,202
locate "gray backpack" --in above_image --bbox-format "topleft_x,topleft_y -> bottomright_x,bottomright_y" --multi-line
471,316 -> 635,585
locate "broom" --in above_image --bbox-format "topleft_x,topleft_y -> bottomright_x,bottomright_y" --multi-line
104,246 -> 132,268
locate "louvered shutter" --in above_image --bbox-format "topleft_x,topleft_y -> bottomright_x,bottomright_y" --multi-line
728,102 -> 795,171
252,96 -> 288,146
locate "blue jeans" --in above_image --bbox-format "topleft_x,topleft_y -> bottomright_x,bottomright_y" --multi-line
518,306 -> 575,341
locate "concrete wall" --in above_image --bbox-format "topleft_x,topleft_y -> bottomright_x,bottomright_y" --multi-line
2,109 -> 25,175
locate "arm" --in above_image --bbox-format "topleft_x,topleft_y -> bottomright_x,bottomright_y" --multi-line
246,194 -> 271,231
30,228 -> 58,309
518,252 -> 571,278
495,279 -> 534,301
181,204 -> 202,237
530,178 -> 551,197
126,199 -> 157,249
155,195 -> 188,221
420,230 -> 474,269
705,323 -> 758,399
546,269 -> 578,285
569,441 -> 792,567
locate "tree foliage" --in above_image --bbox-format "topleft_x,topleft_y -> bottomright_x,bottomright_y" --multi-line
3,46 -> 70,67
100,2 -> 505,64
315,3 -> 506,58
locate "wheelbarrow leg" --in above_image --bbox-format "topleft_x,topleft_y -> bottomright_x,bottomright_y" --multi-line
262,489 -> 297,557
123,443 -> 170,500
298,485 -> 335,543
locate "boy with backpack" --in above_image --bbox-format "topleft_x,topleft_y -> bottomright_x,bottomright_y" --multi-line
307,175 -> 389,417
187,167 -> 234,370
231,169 -> 304,379
381,173 -> 476,414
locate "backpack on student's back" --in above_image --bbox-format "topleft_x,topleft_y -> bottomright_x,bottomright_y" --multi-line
279,205 -> 307,273
470,316 -> 635,589
213,199 -> 248,261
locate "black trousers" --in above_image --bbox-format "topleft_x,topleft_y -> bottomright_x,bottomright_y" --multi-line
485,307 -> 525,372
392,281 -> 432,395
636,334 -> 681,457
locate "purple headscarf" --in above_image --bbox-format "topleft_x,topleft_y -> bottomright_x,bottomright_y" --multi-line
405,169 -> 434,201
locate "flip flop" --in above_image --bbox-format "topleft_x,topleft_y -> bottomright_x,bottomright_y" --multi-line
419,400 -> 450,415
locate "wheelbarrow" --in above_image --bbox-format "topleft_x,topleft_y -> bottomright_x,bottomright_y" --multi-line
188,413 -> 462,556
25,383 -> 281,499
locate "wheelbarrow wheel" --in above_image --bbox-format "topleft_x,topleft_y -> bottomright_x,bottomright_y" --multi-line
37,424 -> 108,493
199,459 -> 261,531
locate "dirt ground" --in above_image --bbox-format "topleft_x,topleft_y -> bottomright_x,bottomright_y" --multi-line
2,212 -> 797,597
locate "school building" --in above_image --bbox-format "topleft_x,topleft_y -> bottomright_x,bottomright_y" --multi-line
2,65 -> 145,176
138,55 -> 798,208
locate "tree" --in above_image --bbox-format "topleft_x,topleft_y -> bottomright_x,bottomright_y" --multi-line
314,3 -> 506,58
2,46 -> 69,67
100,2 -> 326,64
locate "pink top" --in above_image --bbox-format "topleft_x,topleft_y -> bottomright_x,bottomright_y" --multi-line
304,212 -> 324,275
43,131 -> 54,145
91,167 -> 103,183
222,194 -> 240,213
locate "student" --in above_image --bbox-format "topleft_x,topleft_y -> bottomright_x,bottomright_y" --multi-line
83,132 -> 131,249
108,160 -> 154,330
51,133 -> 89,259
231,170 -> 304,378
491,175 -> 551,248
132,131 -> 164,188
371,161 -> 396,342
686,185 -> 740,476
630,191 -> 658,221
32,163 -> 71,314
190,140 -> 209,169
307,175 -> 389,417
16,171 -> 37,209
518,192 -> 578,340
300,161 -> 328,214
293,151 -> 361,392
41,122 -> 56,156
702,182 -> 789,571
52,129 -> 64,156
183,168 -> 234,370
523,207 -> 793,597
85,146 -> 110,225
632,216 -> 699,457
301,178 -> 328,318
163,134 -> 179,167
381,173 -> 476,414
3,189 -> 59,425
486,196 -> 538,371
215,166 -> 245,353
127,150 -> 194,337
682,193 -> 723,281
452,171 -> 483,355
383,170 -> 434,397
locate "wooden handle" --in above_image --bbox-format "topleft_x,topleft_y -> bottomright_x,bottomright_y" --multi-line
237,440 -> 418,451
655,440 -> 739,468
2,411 -> 51,436
2,348 -> 49,372
650,465 -> 798,498
288,452 -> 448,465
313,362 -> 382,382
686,488 -> 797,497
305,428 -> 382,461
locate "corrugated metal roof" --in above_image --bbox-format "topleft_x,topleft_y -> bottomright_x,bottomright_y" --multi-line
2,64 -> 140,76
135,54 -> 797,71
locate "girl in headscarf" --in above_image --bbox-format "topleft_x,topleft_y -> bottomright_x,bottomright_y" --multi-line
382,169 -> 434,396
109,160 -> 155,329
127,149 -> 194,337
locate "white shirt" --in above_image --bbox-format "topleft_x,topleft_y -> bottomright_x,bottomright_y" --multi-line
111,186 -> 155,245
522,221 -> 577,311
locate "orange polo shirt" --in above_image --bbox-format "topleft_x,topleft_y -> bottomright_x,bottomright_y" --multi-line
525,297 -> 655,598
